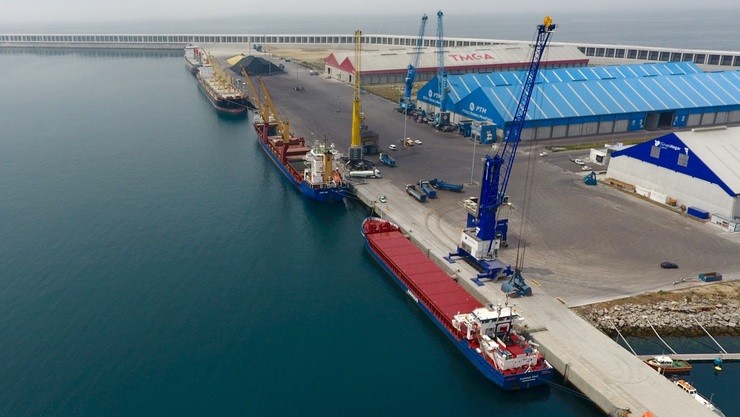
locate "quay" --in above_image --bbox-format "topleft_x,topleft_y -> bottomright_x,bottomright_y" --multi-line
250,60 -> 738,416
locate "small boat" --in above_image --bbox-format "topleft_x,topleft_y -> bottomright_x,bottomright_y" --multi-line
644,355 -> 692,374
674,379 -> 726,417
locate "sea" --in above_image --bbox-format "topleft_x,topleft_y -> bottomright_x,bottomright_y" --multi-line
0,10 -> 738,417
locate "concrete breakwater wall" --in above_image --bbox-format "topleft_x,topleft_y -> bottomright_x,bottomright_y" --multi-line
573,281 -> 740,337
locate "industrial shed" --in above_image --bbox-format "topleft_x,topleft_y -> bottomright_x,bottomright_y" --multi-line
323,43 -> 587,85
416,62 -> 740,140
606,126 -> 740,220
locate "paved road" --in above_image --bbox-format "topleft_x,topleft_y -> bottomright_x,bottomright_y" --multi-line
254,58 -> 739,307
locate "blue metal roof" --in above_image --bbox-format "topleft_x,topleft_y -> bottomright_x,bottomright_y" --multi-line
440,62 -> 703,93
455,70 -> 740,125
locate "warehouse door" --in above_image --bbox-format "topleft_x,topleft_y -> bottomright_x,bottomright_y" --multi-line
645,111 -> 674,130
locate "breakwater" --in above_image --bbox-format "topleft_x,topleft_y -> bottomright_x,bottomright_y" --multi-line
1,32 -> 738,70
573,281 -> 740,337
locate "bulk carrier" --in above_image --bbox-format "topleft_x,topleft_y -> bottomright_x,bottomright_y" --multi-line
362,217 -> 553,390
193,52 -> 250,115
245,74 -> 349,203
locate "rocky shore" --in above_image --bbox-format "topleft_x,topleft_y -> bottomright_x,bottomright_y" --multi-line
572,281 -> 740,337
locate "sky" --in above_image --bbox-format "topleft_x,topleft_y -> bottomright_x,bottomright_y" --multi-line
1,0 -> 738,25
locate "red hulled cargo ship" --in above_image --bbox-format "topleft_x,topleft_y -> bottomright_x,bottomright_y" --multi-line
362,217 -> 553,390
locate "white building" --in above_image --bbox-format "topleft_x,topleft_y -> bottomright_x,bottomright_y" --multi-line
606,126 -> 740,220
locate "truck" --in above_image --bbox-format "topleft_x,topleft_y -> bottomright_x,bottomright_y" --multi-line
418,180 -> 437,199
429,178 -> 464,192
379,153 -> 396,167
406,184 -> 427,203
349,169 -> 382,179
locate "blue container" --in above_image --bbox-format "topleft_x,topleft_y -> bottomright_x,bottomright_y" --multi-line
687,206 -> 710,219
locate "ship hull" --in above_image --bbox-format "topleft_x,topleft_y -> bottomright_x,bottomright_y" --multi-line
256,131 -> 348,203
197,81 -> 248,115
362,222 -> 553,390
185,58 -> 200,75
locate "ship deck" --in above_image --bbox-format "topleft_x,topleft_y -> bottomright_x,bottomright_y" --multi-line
366,226 -> 480,331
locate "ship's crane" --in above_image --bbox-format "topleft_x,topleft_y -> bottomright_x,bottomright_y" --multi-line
348,30 -> 364,165
241,69 -> 275,139
434,10 -> 450,127
447,16 -> 557,291
399,14 -> 428,113
257,77 -> 302,164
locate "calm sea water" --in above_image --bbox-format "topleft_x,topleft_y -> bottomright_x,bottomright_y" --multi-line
0,49 -> 736,417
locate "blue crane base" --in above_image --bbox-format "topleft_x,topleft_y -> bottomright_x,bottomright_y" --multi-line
445,248 -> 514,286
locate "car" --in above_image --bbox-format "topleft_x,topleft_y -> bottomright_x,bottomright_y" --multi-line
539,151 -> 548,157
574,159 -> 585,165
414,139 -> 422,145
389,144 -> 397,151
660,262 -> 679,269
309,70 -> 319,75
581,165 -> 592,171
379,196 -> 387,203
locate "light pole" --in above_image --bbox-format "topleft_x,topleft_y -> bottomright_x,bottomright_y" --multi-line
403,106 -> 408,144
469,134 -> 477,185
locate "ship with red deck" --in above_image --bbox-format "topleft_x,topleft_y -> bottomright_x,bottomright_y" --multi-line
361,217 -> 553,390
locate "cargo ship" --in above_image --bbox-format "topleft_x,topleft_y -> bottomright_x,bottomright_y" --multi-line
361,217 -> 553,390
251,112 -> 349,203
184,44 -> 203,74
195,53 -> 251,115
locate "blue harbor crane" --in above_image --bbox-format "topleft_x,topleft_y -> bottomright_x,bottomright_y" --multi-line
434,10 -> 450,127
399,14 -> 428,113
446,16 -> 557,294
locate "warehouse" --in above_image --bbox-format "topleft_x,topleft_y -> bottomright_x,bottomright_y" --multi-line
323,43 -> 587,85
415,62 -> 740,141
606,126 -> 740,221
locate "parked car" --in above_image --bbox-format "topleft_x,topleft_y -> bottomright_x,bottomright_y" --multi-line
414,139 -> 423,145
660,262 -> 679,269
574,159 -> 585,165
539,151 -> 548,156
389,144 -> 397,151
309,70 -> 319,75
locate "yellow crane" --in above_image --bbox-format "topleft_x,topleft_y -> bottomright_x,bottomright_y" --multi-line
348,30 -> 363,163
257,77 -> 300,164
241,69 -> 270,125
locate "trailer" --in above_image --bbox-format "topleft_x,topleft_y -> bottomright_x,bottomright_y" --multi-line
379,153 -> 396,167
349,169 -> 382,179
418,180 -> 437,199
406,184 -> 427,202
429,178 -> 464,192
698,272 -> 723,282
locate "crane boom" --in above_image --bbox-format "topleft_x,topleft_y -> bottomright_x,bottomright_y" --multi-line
448,16 -> 556,282
241,69 -> 268,124
436,10 -> 448,114
400,14 -> 428,111
257,77 -> 292,144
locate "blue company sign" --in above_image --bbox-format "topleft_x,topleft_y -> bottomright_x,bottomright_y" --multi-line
458,100 -> 492,122
613,132 -> 736,197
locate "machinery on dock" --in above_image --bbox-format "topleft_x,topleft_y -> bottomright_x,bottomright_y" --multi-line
447,17 -> 557,288
348,30 -> 364,166
398,14 -> 428,113
434,10 -> 450,128
429,178 -> 463,192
